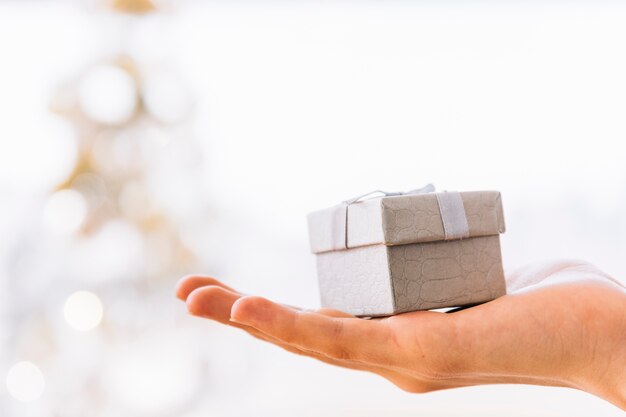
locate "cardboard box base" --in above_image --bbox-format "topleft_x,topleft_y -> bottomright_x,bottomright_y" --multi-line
316,235 -> 506,317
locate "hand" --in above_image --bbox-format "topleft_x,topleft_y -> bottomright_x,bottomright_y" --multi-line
176,261 -> 626,410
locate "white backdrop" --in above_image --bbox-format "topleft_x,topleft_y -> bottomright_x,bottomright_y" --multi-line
1,1 -> 625,416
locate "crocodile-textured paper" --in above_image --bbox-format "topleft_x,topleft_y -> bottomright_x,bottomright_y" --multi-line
308,191 -> 505,253
309,190 -> 507,316
389,235 -> 505,314
316,236 -> 505,316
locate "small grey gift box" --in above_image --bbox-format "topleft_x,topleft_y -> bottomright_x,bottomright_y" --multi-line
307,185 -> 507,317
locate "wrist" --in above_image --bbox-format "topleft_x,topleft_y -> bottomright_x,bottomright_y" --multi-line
577,286 -> 626,410
596,342 -> 626,410
585,357 -> 626,411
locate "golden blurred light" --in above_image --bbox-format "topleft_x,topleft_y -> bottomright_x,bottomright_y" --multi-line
6,361 -> 45,402
90,130 -> 142,177
110,0 -> 157,14
118,181 -> 153,221
63,291 -> 103,331
78,65 -> 138,125
43,189 -> 87,234
71,173 -> 108,210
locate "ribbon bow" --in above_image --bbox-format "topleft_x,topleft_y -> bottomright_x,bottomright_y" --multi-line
341,184 -> 436,249
342,183 -> 435,206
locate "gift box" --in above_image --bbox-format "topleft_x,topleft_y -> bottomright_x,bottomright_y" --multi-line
307,186 -> 506,317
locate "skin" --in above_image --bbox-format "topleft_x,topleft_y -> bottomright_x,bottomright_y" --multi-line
175,260 -> 626,410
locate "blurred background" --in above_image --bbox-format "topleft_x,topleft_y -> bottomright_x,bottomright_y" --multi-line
1,0 -> 626,416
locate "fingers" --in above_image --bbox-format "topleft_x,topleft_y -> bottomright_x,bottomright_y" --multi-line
185,285 -> 353,346
180,281 -> 455,392
185,285 -> 307,350
177,275 -> 305,312
179,277 -> 468,393
186,286 -> 307,353
187,286 -> 291,344
186,285 -> 241,323
230,296 -> 397,365
185,285 -> 397,376
176,275 -> 237,301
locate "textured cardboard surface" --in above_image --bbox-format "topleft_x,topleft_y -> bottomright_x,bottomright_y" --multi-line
315,235 -> 506,316
309,190 -> 507,316
382,191 -> 505,247
308,191 -> 504,254
389,235 -> 506,314
316,244 -> 395,316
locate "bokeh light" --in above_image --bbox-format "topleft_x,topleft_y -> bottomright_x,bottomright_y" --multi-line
0,115 -> 77,192
63,291 -> 104,331
78,65 -> 138,125
2,2 -> 626,416
43,189 -> 87,234
90,130 -> 143,177
6,361 -> 46,402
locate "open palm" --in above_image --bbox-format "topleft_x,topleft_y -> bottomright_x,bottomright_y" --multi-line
176,260 -> 626,410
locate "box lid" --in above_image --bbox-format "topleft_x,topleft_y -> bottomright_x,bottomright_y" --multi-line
307,190 -> 505,254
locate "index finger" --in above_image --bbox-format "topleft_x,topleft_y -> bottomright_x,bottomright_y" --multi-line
230,295 -> 399,366
176,275 -> 237,301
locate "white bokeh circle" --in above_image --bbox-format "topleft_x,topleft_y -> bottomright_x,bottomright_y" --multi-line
63,291 -> 104,331
78,65 -> 138,125
43,189 -> 87,234
6,361 -> 46,402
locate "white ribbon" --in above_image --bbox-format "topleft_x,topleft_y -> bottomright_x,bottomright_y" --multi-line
341,184 -> 436,249
340,184 -> 470,249
342,183 -> 436,206
436,191 -> 470,240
